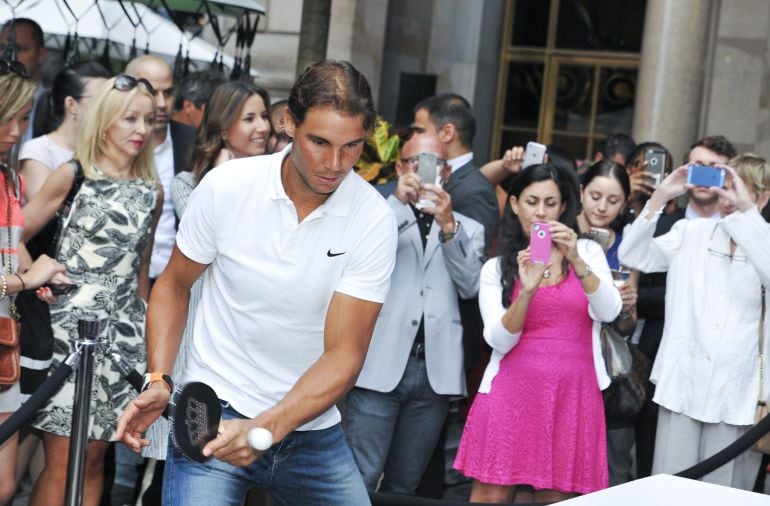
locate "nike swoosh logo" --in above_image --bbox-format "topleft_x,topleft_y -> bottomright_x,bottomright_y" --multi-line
327,249 -> 346,257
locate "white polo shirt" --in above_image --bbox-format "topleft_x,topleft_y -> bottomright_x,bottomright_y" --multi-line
176,145 -> 397,430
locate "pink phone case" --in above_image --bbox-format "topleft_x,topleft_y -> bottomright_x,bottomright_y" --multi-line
530,222 -> 552,264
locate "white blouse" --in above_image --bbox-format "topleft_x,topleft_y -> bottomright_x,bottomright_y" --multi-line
478,238 -> 622,393
619,205 -> 770,425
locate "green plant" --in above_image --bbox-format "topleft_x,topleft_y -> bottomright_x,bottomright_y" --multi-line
354,118 -> 400,184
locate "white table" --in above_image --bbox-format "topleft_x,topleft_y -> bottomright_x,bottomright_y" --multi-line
561,474 -> 770,505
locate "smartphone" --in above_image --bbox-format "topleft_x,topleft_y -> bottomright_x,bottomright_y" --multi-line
586,227 -> 611,251
522,141 -> 547,169
415,152 -> 439,209
644,148 -> 666,186
47,284 -> 77,296
530,222 -> 552,264
687,164 -> 725,188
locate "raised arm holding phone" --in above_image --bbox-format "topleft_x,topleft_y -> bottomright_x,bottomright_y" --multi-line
619,154 -> 770,490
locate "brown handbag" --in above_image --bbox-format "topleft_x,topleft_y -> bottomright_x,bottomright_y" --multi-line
0,314 -> 20,389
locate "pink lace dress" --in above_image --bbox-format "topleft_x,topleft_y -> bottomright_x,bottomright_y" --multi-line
454,268 -> 608,494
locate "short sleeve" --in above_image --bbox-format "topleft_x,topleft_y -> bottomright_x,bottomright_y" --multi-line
335,208 -> 397,303
175,172 -> 217,265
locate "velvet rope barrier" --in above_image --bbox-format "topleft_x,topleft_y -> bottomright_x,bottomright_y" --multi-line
675,411 -> 770,480
0,356 -> 74,446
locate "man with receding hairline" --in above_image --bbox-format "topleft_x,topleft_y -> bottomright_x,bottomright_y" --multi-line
124,55 -> 195,283
118,60 -> 396,505
345,132 -> 485,494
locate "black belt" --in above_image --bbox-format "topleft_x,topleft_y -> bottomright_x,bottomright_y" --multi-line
410,341 -> 425,360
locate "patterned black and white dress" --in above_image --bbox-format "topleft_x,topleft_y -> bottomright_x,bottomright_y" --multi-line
33,168 -> 158,440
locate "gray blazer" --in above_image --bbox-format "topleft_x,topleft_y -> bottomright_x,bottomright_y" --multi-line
443,159 -> 499,252
355,196 -> 485,396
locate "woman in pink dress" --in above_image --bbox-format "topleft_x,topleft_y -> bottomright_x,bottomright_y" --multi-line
454,162 -> 622,503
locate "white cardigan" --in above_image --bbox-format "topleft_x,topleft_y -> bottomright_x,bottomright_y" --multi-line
619,205 -> 770,425
478,239 -> 622,394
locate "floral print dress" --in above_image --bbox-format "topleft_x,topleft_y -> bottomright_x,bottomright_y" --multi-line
33,168 -> 158,440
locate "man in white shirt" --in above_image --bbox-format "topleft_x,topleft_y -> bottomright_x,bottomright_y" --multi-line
118,60 -> 397,505
125,55 -> 196,282
683,135 -> 737,220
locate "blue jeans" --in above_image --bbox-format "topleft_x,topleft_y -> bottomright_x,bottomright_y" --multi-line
163,403 -> 369,505
344,356 -> 451,493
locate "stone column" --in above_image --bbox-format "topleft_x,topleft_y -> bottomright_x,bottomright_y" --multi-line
632,0 -> 716,161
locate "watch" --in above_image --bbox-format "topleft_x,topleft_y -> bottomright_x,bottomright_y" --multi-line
141,372 -> 173,393
576,264 -> 593,280
439,221 -> 461,243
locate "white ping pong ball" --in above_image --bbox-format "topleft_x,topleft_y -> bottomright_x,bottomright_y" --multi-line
247,427 -> 273,451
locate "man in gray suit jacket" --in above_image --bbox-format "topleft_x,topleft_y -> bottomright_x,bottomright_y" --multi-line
344,134 -> 485,494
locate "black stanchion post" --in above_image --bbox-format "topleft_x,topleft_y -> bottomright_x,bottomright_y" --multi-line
64,317 -> 100,506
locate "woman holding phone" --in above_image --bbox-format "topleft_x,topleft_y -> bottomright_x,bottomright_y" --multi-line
576,160 -> 640,485
619,155 -> 770,490
0,59 -> 68,506
22,75 -> 161,505
454,163 -> 621,503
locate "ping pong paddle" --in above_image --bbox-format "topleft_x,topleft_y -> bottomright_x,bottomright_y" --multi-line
170,381 -> 274,462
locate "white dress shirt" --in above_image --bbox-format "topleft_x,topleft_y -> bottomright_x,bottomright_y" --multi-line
619,205 -> 770,425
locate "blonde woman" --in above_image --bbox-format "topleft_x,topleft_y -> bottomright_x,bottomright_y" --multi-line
0,59 -> 67,506
22,75 -> 162,506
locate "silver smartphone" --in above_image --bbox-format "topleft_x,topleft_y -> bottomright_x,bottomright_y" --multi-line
416,152 -> 439,209
522,141 -> 547,169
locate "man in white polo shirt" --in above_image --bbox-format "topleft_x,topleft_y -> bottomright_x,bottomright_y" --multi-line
117,60 -> 397,505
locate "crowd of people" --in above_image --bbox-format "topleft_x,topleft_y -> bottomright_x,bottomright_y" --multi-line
0,15 -> 768,506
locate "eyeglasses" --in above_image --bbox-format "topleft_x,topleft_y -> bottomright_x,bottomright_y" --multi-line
707,226 -> 747,262
113,74 -> 155,95
0,59 -> 29,79
400,155 -> 448,166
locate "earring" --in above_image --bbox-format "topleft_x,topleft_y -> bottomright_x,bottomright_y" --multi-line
101,133 -> 106,141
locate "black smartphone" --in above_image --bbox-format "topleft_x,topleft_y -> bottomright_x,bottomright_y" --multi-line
644,148 -> 666,186
47,284 -> 77,296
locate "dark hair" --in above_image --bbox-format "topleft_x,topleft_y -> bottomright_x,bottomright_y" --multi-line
3,18 -> 44,49
685,135 -> 737,164
581,160 -> 631,232
174,70 -> 228,110
498,163 -> 581,306
626,141 -> 673,173
582,160 -> 631,199
597,133 -> 635,164
287,60 -> 377,133
189,80 -> 271,183
34,61 -> 111,136
413,93 -> 476,150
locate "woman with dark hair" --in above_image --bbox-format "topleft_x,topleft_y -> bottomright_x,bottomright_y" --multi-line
577,160 -> 640,485
19,61 -> 111,199
453,163 -> 622,503
139,80 -> 272,461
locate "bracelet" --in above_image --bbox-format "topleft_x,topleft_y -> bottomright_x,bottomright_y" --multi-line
576,264 -> 593,280
0,274 -> 6,299
13,273 -> 25,292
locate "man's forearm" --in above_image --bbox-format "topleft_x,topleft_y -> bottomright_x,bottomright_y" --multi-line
145,275 -> 191,374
